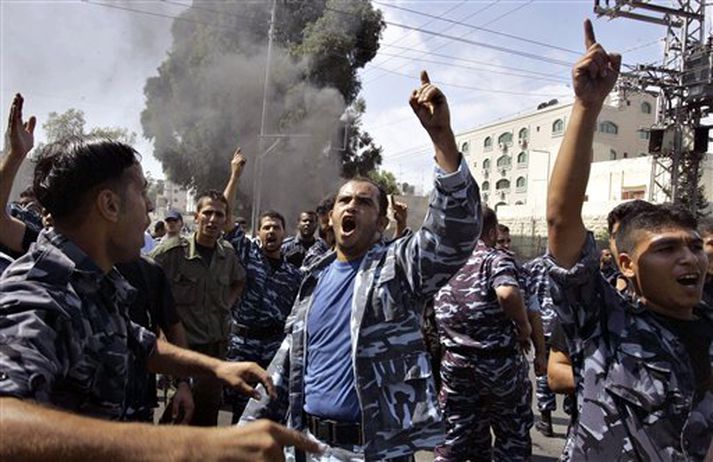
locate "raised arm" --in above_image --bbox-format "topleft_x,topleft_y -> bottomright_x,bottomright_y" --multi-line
396,71 -> 481,297
0,94 -> 36,254
223,145 -> 247,233
547,20 -> 620,268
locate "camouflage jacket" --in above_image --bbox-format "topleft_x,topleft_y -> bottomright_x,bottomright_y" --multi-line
241,159 -> 481,460
0,229 -> 157,419
227,229 -> 302,331
547,233 -> 713,461
523,256 -> 559,335
281,234 -> 317,268
435,242 -> 523,352
301,237 -> 331,270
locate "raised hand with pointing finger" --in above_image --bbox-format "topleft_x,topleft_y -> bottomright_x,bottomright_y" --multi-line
409,70 -> 459,173
573,19 -> 621,108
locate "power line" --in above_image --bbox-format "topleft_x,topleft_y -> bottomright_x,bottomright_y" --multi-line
372,1 -> 580,56
363,0 -> 540,84
369,64 -> 569,97
375,51 -> 568,83
377,46 -> 569,81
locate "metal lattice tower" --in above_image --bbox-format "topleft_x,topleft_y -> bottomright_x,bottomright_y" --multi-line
594,0 -> 710,210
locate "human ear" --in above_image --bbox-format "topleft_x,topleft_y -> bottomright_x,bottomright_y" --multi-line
96,189 -> 121,223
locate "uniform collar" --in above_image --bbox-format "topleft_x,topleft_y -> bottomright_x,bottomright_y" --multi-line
186,232 -> 226,260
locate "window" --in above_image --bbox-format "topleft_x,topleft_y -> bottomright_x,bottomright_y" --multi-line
552,119 -> 564,135
494,201 -> 507,211
496,179 -> 510,190
638,130 -> 650,140
623,152 -> 628,159
482,181 -> 490,191
516,176 -> 526,190
517,151 -> 527,165
515,200 -> 524,205
461,141 -> 470,153
472,160 -> 477,169
483,158 -> 491,170
610,149 -> 617,160
483,193 -> 489,203
622,188 -> 646,200
640,152 -> 648,157
641,101 -> 652,114
518,127 -> 528,141
498,132 -> 513,146
599,121 -> 618,135
484,137 -> 493,151
497,155 -> 511,168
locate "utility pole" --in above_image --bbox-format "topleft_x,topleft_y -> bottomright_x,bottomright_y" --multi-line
594,0 -> 711,212
251,0 -> 278,234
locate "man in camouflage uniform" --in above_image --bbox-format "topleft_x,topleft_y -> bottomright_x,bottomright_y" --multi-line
222,150 -> 303,421
0,98 -> 315,459
524,255 -> 560,436
302,196 -> 335,269
151,190 -> 246,426
434,207 -> 533,462
545,21 -> 712,460
282,210 -> 319,267
240,71 -> 482,461
701,218 -> 713,306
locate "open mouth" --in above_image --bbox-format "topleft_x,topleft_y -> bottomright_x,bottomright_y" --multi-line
342,215 -> 356,234
676,273 -> 700,287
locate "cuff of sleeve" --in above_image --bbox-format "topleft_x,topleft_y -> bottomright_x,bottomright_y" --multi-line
545,232 -> 599,288
433,155 -> 470,193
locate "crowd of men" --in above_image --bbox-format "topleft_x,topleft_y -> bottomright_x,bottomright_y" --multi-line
0,19 -> 712,462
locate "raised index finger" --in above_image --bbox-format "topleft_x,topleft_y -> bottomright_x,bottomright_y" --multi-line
584,19 -> 596,49
420,70 -> 430,86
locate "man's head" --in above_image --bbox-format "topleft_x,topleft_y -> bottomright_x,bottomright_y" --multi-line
600,248 -> 613,268
607,200 -> 657,260
164,210 -> 184,237
258,210 -> 286,258
33,138 -> 151,266
297,211 -> 318,240
153,221 -> 166,238
615,204 -> 707,315
193,191 -> 228,247
698,217 -> 713,278
480,207 -> 498,247
19,186 -> 41,215
330,178 -> 389,261
316,196 -> 335,239
496,223 -> 511,251
235,216 -> 248,232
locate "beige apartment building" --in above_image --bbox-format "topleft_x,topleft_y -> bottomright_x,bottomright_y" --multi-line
456,88 -> 713,236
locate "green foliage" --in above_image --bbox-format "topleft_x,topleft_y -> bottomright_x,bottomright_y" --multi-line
141,0 -> 384,193
340,98 -> 383,178
41,108 -> 137,145
368,169 -> 399,196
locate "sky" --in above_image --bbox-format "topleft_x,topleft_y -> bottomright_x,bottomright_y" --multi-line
0,0 -> 693,193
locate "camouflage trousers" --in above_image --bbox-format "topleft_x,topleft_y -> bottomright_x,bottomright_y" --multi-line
536,337 -> 556,413
225,333 -> 283,423
434,349 -> 533,462
286,430 -> 415,462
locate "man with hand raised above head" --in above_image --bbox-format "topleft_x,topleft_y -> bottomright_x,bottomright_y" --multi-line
545,20 -> 712,460
240,71 -> 482,462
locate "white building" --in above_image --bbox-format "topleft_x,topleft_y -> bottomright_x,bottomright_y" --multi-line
456,88 -> 713,236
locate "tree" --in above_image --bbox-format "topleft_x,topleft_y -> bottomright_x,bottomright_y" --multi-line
141,0 -> 384,220
340,98 -> 383,178
41,109 -> 137,146
368,169 -> 399,196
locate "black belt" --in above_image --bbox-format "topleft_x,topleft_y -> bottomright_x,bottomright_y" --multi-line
231,323 -> 283,340
305,413 -> 363,446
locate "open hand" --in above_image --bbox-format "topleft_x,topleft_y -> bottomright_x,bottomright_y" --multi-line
5,93 -> 36,159
572,20 -> 621,108
170,382 -> 195,424
389,195 -> 408,228
215,361 -> 276,401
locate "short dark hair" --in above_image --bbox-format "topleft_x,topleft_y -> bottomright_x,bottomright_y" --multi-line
607,200 -> 657,236
300,210 -> 317,219
337,177 -> 388,218
259,210 -> 285,229
19,186 -> 35,199
698,216 -> 713,236
497,223 -> 510,234
195,190 -> 229,216
482,206 -> 498,237
616,204 -> 698,255
316,196 -> 335,216
33,137 -> 139,223
154,221 -> 165,233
